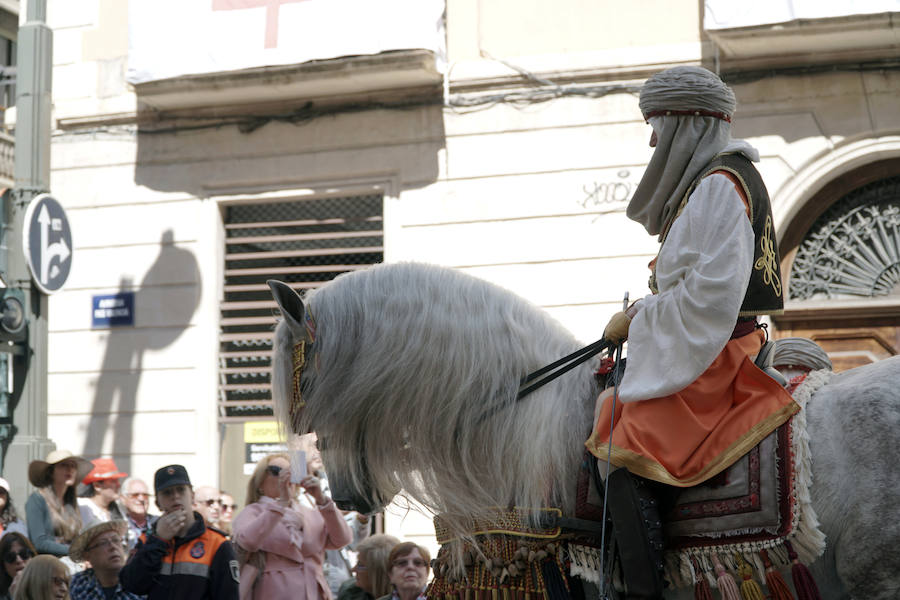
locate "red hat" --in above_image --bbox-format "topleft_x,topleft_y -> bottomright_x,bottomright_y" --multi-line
82,458 -> 128,485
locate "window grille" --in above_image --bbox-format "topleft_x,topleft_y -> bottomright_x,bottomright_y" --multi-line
218,193 -> 384,421
789,177 -> 900,301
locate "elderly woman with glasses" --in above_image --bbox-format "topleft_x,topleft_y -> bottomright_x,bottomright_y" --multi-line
232,452 -> 352,600
378,542 -> 431,600
10,554 -> 70,600
338,534 -> 399,600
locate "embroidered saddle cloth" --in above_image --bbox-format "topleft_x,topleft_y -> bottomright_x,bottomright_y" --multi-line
659,370 -> 830,589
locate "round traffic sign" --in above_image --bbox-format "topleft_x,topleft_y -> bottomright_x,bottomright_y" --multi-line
22,194 -> 74,294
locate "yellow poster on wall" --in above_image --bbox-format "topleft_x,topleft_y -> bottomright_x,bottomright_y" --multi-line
243,422 -> 287,472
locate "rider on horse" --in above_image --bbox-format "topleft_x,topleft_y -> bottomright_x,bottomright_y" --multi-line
585,66 -> 800,598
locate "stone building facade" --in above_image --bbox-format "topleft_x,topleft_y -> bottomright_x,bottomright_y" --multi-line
2,0 -> 899,548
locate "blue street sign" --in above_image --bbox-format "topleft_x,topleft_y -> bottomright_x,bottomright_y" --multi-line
22,194 -> 74,294
92,292 -> 135,328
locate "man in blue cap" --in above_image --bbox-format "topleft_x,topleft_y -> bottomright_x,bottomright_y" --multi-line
120,465 -> 239,599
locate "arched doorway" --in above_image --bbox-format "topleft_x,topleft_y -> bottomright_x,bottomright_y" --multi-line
776,160 -> 900,371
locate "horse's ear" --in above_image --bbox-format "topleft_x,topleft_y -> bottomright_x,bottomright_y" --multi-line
267,280 -> 311,341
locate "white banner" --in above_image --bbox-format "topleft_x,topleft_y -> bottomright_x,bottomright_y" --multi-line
705,0 -> 900,30
128,0 -> 446,84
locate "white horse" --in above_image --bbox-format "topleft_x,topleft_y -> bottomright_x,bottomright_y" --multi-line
267,262 -> 900,600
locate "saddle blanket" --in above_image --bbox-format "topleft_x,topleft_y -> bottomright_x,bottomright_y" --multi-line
660,369 -> 829,588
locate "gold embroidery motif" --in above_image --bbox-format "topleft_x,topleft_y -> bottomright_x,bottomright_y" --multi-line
754,215 -> 782,296
291,341 -> 307,431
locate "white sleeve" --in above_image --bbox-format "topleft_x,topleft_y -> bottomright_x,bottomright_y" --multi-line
617,174 -> 755,402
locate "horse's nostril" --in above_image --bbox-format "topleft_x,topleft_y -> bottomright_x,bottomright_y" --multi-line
332,493 -> 383,515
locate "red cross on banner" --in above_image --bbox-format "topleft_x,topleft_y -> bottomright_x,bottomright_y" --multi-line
212,0 -> 311,49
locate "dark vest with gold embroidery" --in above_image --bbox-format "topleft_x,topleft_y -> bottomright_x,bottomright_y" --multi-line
656,152 -> 784,317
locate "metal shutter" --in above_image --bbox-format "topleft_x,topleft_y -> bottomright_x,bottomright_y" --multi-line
218,193 -> 384,421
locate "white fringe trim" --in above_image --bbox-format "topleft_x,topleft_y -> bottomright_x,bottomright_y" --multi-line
568,543 -> 603,585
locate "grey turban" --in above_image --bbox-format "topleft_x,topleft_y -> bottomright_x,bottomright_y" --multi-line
639,66 -> 736,120
628,66 -> 738,237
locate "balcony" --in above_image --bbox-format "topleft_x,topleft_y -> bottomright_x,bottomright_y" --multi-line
704,3 -> 900,70
132,49 -> 443,124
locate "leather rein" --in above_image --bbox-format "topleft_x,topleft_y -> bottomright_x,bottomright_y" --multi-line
516,337 -> 613,400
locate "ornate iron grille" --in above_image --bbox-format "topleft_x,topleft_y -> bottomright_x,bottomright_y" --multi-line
219,194 -> 384,421
789,177 -> 900,300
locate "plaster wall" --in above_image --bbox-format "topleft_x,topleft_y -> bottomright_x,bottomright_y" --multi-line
41,0 -> 216,487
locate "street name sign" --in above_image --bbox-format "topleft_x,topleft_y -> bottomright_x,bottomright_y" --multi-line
91,292 -> 135,328
22,194 -> 73,295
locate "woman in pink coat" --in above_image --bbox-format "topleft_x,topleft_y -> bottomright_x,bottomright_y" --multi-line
233,453 -> 352,600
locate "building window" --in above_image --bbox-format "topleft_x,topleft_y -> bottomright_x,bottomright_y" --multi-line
789,176 -> 900,301
219,193 -> 384,421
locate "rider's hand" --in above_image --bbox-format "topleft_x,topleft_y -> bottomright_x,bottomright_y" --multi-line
603,301 -> 641,343
604,311 -> 632,343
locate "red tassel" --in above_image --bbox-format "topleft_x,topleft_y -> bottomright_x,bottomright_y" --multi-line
692,558 -> 713,600
785,542 -> 823,600
694,577 -> 713,600
711,556 -> 740,600
760,550 -> 794,600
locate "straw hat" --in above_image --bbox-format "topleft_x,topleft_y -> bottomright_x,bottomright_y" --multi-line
69,519 -> 127,562
27,450 -> 93,487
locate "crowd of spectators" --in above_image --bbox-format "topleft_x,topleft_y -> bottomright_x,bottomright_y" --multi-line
0,446 -> 432,600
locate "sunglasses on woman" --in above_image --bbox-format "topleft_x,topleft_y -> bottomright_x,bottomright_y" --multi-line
3,549 -> 34,564
266,465 -> 283,477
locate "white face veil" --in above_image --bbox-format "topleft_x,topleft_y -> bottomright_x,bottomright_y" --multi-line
627,66 -> 737,238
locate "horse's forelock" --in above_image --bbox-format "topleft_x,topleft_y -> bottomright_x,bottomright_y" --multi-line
271,318 -> 297,438
272,262 -> 599,538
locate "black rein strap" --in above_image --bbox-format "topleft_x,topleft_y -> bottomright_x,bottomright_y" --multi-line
516,337 -> 612,400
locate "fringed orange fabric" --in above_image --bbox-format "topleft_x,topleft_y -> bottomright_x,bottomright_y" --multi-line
736,557 -> 765,600
711,556 -> 740,600
586,330 -> 799,487
760,550 -> 794,600
785,542 -> 822,600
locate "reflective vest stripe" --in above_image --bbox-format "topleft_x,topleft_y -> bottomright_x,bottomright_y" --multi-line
159,561 -> 211,578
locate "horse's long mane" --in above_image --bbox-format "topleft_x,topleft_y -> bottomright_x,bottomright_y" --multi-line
272,262 -> 599,539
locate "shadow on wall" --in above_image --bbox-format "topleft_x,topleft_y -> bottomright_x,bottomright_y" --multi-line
81,230 -> 201,474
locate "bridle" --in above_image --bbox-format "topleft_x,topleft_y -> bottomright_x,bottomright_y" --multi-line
516,337 -> 613,400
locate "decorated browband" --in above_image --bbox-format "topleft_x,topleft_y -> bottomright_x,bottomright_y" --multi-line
290,308 -> 317,431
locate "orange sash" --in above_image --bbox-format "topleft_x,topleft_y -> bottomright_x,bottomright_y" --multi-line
585,329 -> 799,487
